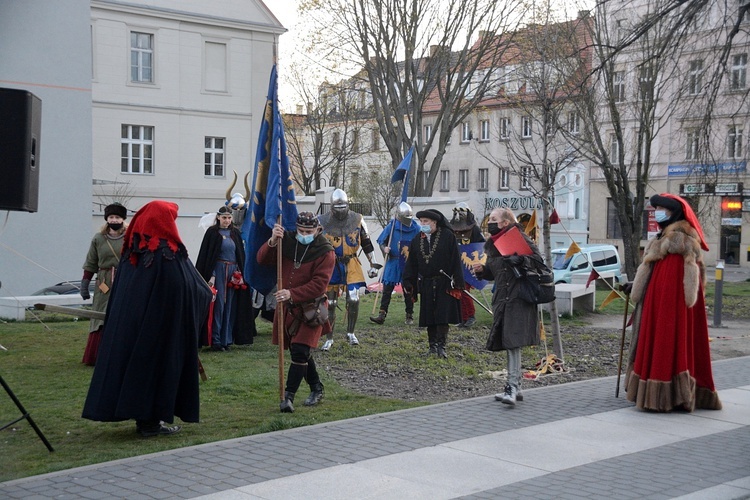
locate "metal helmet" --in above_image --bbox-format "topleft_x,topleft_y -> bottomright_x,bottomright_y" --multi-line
450,202 -> 476,232
331,188 -> 349,220
397,202 -> 413,226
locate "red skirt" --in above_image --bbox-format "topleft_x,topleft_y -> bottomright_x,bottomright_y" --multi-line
82,328 -> 102,366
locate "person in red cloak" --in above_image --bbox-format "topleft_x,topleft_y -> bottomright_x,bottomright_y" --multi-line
82,201 -> 213,437
625,193 -> 722,412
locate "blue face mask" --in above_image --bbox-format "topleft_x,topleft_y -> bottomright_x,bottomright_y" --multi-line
420,224 -> 432,234
654,210 -> 669,223
296,232 -> 315,245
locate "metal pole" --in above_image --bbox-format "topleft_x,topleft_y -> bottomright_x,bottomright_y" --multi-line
713,259 -> 724,327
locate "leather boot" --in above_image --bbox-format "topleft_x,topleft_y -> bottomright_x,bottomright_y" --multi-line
436,343 -> 447,359
369,309 -> 387,324
280,391 -> 295,413
436,328 -> 448,358
304,383 -> 324,406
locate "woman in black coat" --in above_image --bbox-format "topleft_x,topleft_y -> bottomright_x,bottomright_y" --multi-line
473,207 -> 544,406
402,209 -> 465,358
195,206 -> 255,349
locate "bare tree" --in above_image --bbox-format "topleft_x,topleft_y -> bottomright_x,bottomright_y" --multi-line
358,169 -> 401,228
284,62 -> 371,195
472,11 -> 593,360
300,0 -> 524,196
556,0 -> 703,279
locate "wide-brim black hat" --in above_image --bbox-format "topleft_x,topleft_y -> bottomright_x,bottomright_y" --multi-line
416,209 -> 450,228
104,202 -> 127,220
650,194 -> 682,213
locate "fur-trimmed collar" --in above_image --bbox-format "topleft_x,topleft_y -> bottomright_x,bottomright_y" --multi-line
631,220 -> 705,307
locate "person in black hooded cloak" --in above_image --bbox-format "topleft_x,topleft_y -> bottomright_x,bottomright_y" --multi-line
82,200 -> 213,437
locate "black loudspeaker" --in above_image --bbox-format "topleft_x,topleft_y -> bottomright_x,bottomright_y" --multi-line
0,88 -> 42,212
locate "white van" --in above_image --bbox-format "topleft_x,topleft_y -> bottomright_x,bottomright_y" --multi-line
550,244 -> 622,284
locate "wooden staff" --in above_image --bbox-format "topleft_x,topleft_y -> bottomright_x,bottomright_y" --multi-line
615,288 -> 630,398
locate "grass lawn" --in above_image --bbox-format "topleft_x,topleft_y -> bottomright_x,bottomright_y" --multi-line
0,310 -> 422,482
2,279 -> 748,482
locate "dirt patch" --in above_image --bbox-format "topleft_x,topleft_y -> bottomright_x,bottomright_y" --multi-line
318,315 -> 750,404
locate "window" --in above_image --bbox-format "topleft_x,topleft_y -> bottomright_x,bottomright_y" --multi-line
499,117 -> 510,140
742,0 -> 749,22
688,59 -> 703,95
332,132 -> 340,153
480,120 -> 490,141
638,65 -> 654,100
731,53 -> 747,90
521,167 -> 531,189
499,168 -> 509,189
478,168 -> 489,191
567,112 -> 580,134
204,41 -> 227,92
521,116 -> 532,138
423,124 -> 432,143
121,124 -> 154,174
130,32 -> 153,83
545,113 -> 557,136
351,130 -> 360,153
440,170 -> 450,191
607,199 -> 649,239
458,169 -> 469,190
613,71 -> 626,103
728,125 -> 744,159
461,122 -> 472,143
371,129 -> 380,151
204,137 -> 225,177
686,129 -> 699,160
609,134 -> 620,163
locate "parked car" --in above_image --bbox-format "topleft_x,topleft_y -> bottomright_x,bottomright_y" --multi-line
550,244 -> 622,284
32,280 -> 95,297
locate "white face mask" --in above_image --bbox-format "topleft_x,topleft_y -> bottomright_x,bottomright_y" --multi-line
654,210 -> 669,223
296,232 -> 315,245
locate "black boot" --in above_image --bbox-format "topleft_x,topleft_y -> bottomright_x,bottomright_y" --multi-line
369,309 -> 387,325
436,327 -> 448,358
304,383 -> 324,406
436,343 -> 447,358
425,328 -> 438,356
280,391 -> 295,413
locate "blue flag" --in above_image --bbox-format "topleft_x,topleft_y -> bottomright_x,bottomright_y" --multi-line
241,65 -> 298,295
390,146 -> 414,202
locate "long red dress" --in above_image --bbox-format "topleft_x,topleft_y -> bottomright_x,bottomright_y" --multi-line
626,220 -> 722,412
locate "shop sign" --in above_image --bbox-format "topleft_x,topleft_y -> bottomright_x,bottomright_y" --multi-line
668,161 -> 747,176
483,194 -> 545,212
721,218 -> 742,226
715,183 -> 742,194
681,184 -> 708,194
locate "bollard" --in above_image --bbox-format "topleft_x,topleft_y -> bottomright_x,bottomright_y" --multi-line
713,259 -> 724,327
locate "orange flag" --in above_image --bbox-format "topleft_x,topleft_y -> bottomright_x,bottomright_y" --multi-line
524,210 -> 537,236
600,289 -> 623,309
586,269 -> 600,288
564,241 -> 581,259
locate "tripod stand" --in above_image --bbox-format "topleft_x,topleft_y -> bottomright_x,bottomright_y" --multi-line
0,374 -> 54,452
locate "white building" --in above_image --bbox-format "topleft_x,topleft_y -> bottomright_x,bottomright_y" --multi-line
0,0 -> 284,299
91,0 -> 285,257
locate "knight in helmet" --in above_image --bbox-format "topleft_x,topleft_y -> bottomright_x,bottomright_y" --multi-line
318,189 -> 381,349
449,202 -> 485,327
369,202 -> 420,325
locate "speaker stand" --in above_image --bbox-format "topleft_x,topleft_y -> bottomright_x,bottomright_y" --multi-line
0,374 -> 54,452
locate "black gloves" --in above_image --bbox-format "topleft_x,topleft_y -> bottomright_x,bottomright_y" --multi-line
620,282 -> 633,295
505,254 -> 523,266
80,279 -> 91,300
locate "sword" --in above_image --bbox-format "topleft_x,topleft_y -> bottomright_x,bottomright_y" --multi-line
438,270 -> 493,315
34,303 -> 209,382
